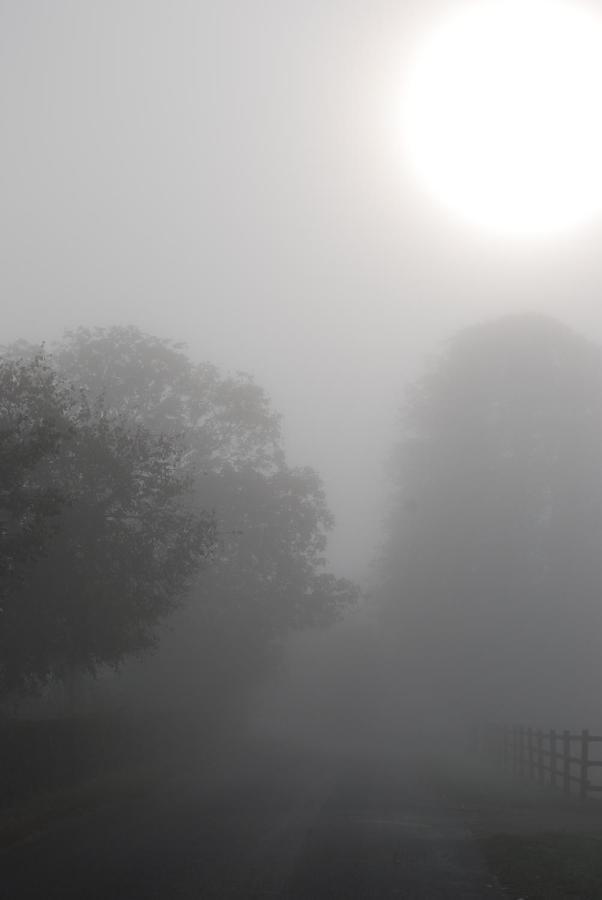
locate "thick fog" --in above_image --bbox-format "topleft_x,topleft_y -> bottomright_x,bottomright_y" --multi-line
5,3 -> 602,897
5,1 -> 602,575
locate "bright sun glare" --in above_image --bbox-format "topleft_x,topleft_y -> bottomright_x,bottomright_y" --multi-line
402,0 -> 602,236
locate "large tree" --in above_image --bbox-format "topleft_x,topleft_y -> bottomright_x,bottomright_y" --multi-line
383,315 -> 602,722
20,327 -> 357,704
0,355 -> 72,600
0,351 -> 215,694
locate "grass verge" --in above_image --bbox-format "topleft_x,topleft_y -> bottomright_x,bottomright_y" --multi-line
480,832 -> 602,900
0,765 -> 158,849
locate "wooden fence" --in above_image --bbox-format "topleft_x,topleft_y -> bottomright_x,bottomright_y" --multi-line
478,723 -> 602,801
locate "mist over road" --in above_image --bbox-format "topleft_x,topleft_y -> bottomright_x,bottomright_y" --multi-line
0,740 -> 504,899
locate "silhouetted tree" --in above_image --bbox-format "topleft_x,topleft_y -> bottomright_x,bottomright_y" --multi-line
15,327 -> 357,705
383,315 -> 602,721
0,355 -> 72,598
0,351 -> 216,694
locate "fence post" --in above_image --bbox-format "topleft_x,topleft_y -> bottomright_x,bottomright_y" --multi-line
580,729 -> 590,802
536,730 -> 544,783
550,729 -> 557,790
527,727 -> 535,781
563,730 -> 571,797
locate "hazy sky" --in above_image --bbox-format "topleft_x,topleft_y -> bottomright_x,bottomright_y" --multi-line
4,0 -> 602,573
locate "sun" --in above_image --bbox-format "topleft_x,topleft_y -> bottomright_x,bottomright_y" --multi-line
401,0 -> 602,236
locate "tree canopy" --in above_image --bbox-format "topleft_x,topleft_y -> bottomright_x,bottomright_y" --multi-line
50,326 -> 356,629
382,315 -> 602,721
0,355 -> 72,598
0,350 -> 216,694
2,327 -> 357,701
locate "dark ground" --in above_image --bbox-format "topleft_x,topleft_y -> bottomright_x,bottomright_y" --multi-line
0,738 -> 508,900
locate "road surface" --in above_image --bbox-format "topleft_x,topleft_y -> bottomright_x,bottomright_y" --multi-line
0,741 -> 506,899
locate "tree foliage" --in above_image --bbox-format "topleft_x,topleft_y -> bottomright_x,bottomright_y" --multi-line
383,315 -> 602,719
0,355 -> 72,591
0,351 -> 216,694
3,327 -> 357,699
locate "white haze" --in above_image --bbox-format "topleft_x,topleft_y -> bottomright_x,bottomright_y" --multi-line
3,0 -> 602,574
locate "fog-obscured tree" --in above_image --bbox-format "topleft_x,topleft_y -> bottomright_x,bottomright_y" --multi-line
382,315 -> 602,722
28,327 -> 357,706
0,355 -> 72,598
0,350 -> 216,695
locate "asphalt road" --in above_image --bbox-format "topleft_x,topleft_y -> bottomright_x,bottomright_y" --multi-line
0,742 -> 506,899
